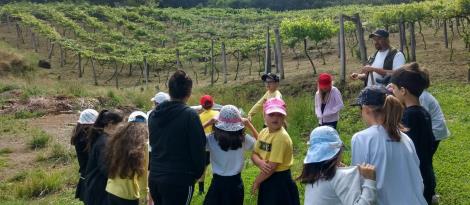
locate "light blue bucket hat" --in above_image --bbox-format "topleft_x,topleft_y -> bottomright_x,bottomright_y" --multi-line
304,126 -> 343,164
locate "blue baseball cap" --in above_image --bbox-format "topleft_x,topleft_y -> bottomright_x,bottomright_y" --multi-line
369,29 -> 389,38
304,126 -> 343,164
351,85 -> 388,106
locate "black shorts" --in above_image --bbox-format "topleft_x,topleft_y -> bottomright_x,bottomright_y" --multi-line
107,193 -> 138,205
203,173 -> 243,205
258,170 -> 300,205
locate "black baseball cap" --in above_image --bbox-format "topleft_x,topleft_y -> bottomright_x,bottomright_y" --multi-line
261,73 -> 280,82
369,29 -> 389,39
351,85 -> 388,106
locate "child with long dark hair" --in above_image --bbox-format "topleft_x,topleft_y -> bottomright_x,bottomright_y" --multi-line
351,86 -> 427,205
71,109 -> 98,202
201,105 -> 257,205
106,111 -> 149,205
299,126 -> 376,205
84,110 -> 123,205
251,97 -> 299,205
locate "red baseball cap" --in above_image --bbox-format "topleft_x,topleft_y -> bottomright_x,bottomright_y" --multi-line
200,95 -> 214,107
318,73 -> 332,89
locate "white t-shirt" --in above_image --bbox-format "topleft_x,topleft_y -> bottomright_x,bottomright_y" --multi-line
304,166 -> 376,205
351,125 -> 427,205
419,90 -> 451,141
367,49 -> 406,86
206,134 -> 255,176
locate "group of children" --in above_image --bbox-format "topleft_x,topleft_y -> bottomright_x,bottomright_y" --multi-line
71,63 -> 449,205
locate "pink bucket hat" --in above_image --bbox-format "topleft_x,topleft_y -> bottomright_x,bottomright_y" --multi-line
263,97 -> 287,116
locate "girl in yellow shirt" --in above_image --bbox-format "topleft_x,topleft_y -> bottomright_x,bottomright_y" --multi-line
251,98 -> 299,205
105,111 -> 149,205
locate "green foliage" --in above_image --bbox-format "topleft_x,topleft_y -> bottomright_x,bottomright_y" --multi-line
28,130 -> 51,149
36,143 -> 75,164
281,17 -> 336,46
14,169 -> 65,199
14,110 -> 45,119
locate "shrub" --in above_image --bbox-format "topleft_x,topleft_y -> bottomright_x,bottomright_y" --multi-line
15,169 -> 63,198
28,131 -> 50,149
14,110 -> 45,119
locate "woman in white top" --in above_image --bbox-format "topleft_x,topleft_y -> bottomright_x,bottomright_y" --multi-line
202,105 -> 258,205
299,126 -> 377,205
351,86 -> 427,205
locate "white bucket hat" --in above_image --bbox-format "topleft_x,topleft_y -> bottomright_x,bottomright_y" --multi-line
304,126 -> 343,164
151,92 -> 170,104
78,109 -> 99,124
128,111 -> 148,123
215,105 -> 244,132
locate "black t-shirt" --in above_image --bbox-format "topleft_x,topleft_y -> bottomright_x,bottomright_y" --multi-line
402,106 -> 435,186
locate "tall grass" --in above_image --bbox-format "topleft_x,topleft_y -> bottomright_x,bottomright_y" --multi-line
28,130 -> 51,149
14,169 -> 65,199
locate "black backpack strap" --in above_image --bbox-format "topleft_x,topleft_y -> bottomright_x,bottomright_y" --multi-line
383,48 -> 398,70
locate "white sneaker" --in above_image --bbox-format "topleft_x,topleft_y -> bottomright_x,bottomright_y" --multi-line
432,195 -> 440,205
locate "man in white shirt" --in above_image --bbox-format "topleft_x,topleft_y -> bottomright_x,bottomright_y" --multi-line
351,29 -> 406,86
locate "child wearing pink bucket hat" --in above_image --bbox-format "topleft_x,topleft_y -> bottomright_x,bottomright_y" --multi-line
251,98 -> 300,205
202,105 -> 258,205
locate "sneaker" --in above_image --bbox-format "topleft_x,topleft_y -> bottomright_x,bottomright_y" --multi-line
432,195 -> 440,205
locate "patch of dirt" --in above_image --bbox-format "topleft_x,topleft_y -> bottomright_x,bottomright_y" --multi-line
0,90 -> 100,115
0,136 -> 41,181
0,113 -> 78,181
28,114 -> 79,146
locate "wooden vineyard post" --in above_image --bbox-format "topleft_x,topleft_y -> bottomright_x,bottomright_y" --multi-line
274,27 -> 285,80
353,13 -> 367,66
265,26 -> 271,74
221,42 -> 228,84
176,49 -> 182,69
91,58 -> 98,86
60,46 -> 65,68
114,61 -> 119,89
31,32 -> 38,53
399,16 -> 406,53
339,14 -> 346,85
444,19 -> 449,48
78,53 -> 82,78
144,56 -> 148,88
211,37 -> 215,86
48,41 -> 54,60
409,22 -> 416,62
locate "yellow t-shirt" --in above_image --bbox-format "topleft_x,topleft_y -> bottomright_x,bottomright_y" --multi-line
199,109 -> 220,134
106,146 -> 149,200
248,90 -> 282,119
253,127 -> 293,172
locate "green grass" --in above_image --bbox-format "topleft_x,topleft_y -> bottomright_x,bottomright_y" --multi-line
14,110 -> 45,119
36,144 -> 75,165
28,130 -> 51,150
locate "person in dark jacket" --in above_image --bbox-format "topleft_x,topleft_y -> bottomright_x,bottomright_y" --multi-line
84,110 -> 123,205
71,109 -> 99,202
148,70 -> 206,205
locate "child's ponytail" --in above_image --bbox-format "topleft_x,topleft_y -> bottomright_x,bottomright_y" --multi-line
382,95 -> 405,141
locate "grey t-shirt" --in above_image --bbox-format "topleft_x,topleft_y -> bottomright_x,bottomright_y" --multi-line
206,134 -> 255,176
